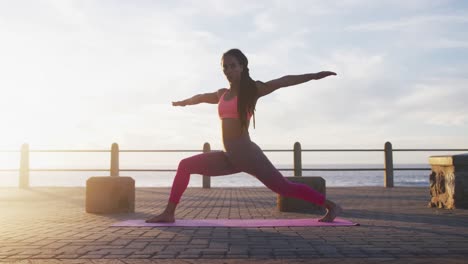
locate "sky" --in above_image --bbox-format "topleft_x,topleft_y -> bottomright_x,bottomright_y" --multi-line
1,0 -> 467,166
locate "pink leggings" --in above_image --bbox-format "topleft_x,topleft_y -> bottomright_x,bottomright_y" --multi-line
168,133 -> 325,206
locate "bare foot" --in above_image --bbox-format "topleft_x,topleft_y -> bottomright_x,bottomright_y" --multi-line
145,211 -> 175,223
318,200 -> 343,223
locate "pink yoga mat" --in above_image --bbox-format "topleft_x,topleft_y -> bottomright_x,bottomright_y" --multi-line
111,218 -> 358,227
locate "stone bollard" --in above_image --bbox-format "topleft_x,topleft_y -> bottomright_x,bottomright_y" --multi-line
277,176 -> 326,212
428,154 -> 468,209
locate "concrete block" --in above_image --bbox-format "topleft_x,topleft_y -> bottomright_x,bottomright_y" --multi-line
277,176 -> 325,212
86,176 -> 135,213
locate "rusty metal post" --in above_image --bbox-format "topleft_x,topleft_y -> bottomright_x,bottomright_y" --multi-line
202,142 -> 211,188
294,142 -> 302,177
111,143 -> 119,177
19,143 -> 30,188
384,141 -> 394,187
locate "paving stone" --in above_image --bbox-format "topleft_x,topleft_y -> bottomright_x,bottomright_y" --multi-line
1,186 -> 468,263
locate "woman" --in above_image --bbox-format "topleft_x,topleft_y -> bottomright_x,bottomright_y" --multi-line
146,48 -> 342,223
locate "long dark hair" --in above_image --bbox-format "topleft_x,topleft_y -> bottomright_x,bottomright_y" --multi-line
222,49 -> 258,130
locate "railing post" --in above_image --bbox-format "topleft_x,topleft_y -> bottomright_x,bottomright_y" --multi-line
111,143 -> 119,177
19,143 -> 30,188
384,141 -> 394,188
294,142 -> 302,177
202,142 -> 211,188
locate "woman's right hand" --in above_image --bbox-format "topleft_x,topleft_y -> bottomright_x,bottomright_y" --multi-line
172,100 -> 187,107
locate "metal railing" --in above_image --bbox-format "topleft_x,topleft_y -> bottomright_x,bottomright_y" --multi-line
1,142 -> 467,188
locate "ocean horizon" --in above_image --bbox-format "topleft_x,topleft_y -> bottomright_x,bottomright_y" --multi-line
0,163 -> 431,187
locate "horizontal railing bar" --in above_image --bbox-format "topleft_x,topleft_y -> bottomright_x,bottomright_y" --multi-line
302,168 -> 384,171
302,168 -> 431,171
34,168 -> 384,172
394,168 -> 431,171
121,169 -> 176,172
29,150 -> 110,153
127,148 -> 465,153
2,149 -> 467,153
302,149 -> 383,152
261,150 -> 293,152
120,150 -> 203,153
393,149 -> 468,151
3,167 -> 433,172
30,169 -> 109,172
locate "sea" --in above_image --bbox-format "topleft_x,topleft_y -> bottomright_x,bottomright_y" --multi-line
0,163 -> 431,187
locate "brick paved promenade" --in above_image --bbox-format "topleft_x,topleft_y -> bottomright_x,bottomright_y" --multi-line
1,186 -> 467,263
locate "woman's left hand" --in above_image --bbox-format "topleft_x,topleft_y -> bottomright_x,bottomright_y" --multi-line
317,71 -> 337,79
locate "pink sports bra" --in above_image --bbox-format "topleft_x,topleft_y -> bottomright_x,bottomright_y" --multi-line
218,90 -> 253,120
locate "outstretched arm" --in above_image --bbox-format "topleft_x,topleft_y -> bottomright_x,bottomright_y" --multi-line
257,71 -> 336,98
172,88 -> 227,106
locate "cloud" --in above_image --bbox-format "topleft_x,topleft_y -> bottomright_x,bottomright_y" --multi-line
266,49 -> 389,120
346,14 -> 468,32
395,78 -> 468,126
250,49 -> 393,147
253,12 -> 276,33
415,39 -> 468,50
1,0 -> 467,154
